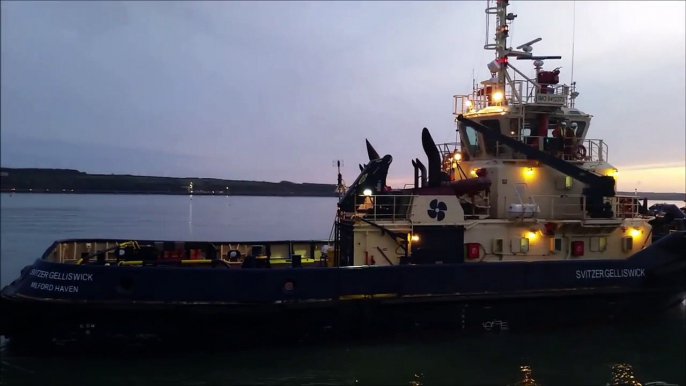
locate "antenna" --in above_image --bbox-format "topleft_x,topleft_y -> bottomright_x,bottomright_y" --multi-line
472,68 -> 475,92
332,160 -> 346,198
516,38 -> 542,50
570,0 -> 576,85
484,0 -> 490,49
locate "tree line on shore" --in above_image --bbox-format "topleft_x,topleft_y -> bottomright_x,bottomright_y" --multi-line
0,168 -> 338,197
1,167 -> 684,201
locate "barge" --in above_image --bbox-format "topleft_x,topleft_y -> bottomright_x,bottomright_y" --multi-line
2,0 -> 685,344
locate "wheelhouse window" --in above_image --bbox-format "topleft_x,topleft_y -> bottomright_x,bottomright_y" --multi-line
521,118 -> 588,139
571,121 -> 587,137
480,119 -> 501,156
516,117 -> 589,155
460,123 -> 481,158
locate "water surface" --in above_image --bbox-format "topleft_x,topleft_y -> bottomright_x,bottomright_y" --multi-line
1,194 -> 684,385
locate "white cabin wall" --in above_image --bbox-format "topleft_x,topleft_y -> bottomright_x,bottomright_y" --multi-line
463,219 -> 651,262
352,224 -> 412,266
458,161 -> 619,220
410,195 -> 464,225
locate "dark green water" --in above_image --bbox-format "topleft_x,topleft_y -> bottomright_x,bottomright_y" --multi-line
1,194 -> 684,385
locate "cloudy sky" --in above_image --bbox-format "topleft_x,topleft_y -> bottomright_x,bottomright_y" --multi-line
1,1 -> 684,192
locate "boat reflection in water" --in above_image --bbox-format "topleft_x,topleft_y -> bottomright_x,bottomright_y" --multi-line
509,366 -> 540,386
409,373 -> 424,386
501,364 -> 678,386
401,364 -> 677,386
605,363 -> 678,386
608,364 -> 643,386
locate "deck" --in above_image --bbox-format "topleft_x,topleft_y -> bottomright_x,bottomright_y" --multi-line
45,238 -> 333,269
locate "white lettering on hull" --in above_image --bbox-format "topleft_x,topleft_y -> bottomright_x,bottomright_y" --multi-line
575,269 -> 645,279
26,268 -> 94,294
30,281 -> 79,293
29,269 -> 93,282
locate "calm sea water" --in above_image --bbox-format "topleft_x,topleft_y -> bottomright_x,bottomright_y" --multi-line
1,194 -> 684,386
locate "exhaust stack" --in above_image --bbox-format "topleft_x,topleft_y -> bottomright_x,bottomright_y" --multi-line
421,128 -> 445,188
415,158 -> 427,188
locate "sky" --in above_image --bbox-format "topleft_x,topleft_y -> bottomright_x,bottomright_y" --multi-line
1,1 -> 684,193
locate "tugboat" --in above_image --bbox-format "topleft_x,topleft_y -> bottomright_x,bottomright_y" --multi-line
646,203 -> 686,240
1,0 -> 685,344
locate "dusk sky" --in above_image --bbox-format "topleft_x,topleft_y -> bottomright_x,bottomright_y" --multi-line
1,1 -> 684,192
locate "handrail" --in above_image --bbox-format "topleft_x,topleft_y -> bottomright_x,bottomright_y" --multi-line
454,80 -> 578,114
614,195 -> 643,219
526,194 -> 643,220
529,194 -> 587,219
353,194 -> 415,222
491,135 -> 608,162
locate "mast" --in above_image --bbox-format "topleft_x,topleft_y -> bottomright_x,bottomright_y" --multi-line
331,160 -> 346,267
494,0 -> 509,87
465,0 -> 578,124
483,0 -> 514,95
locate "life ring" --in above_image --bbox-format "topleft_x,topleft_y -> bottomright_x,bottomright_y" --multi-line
574,144 -> 587,160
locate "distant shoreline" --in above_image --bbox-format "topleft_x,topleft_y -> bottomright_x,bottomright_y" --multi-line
1,167 -> 684,201
0,189 -> 336,198
1,167 -> 338,198
617,192 -> 685,202
1,189 -> 684,202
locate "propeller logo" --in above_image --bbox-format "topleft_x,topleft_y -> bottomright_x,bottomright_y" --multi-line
428,199 -> 447,221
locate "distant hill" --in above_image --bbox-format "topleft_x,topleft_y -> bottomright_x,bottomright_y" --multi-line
0,168 -> 338,197
618,191 -> 685,202
2,168 -> 684,200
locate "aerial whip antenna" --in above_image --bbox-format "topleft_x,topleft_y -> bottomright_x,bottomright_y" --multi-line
333,160 -> 346,198
570,0 -> 576,85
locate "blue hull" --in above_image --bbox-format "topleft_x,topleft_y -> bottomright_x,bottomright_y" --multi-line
2,232 -> 685,343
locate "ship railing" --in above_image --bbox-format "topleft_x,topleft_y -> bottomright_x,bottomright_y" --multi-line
454,93 -> 507,114
436,142 -> 461,157
517,81 -> 572,108
453,94 -> 492,115
524,194 -> 587,220
494,135 -> 608,162
503,79 -> 574,108
436,142 -> 462,166
614,195 -> 642,218
454,81 -> 575,114
514,195 -> 641,220
506,79 -> 527,108
355,194 -> 415,222
54,239 -> 333,265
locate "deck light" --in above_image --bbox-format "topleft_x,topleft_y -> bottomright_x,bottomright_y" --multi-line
363,189 -> 373,196
492,91 -> 504,102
